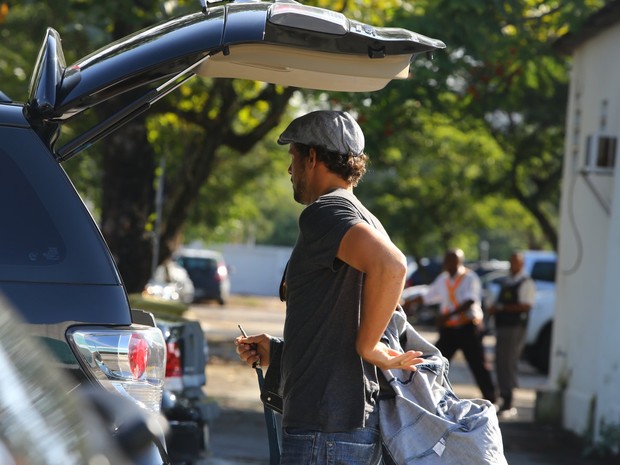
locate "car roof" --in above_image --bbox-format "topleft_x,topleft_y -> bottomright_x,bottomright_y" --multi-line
24,0 -> 445,160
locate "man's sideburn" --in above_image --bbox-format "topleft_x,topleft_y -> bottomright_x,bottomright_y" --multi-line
290,150 -> 309,205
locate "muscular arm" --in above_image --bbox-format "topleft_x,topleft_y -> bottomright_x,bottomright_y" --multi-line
337,222 -> 422,370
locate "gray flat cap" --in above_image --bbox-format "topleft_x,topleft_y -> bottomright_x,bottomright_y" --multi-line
277,110 -> 365,156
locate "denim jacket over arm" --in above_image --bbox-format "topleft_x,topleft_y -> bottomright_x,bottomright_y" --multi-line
378,309 -> 507,465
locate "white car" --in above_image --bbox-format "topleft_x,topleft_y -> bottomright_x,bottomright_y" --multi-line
145,260 -> 196,304
521,251 -> 557,374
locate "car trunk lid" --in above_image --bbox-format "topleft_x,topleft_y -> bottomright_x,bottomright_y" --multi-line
25,0 -> 445,159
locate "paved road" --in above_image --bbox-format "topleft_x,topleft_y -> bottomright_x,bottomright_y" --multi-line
182,297 -> 614,465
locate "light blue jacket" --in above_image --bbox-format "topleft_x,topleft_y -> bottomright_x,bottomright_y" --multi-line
379,309 -> 508,465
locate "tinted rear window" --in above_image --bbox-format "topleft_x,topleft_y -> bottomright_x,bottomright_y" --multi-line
177,257 -> 218,271
530,260 -> 556,282
0,150 -> 66,266
0,128 -> 119,284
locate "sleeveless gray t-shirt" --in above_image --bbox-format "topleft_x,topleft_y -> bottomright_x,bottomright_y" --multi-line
281,188 -> 387,432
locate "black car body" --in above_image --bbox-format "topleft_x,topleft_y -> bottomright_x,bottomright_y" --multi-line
0,103 -> 170,464
24,0 -> 444,162
1,1 -> 443,462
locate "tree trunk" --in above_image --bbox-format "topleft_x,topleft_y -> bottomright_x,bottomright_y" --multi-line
98,82 -> 294,294
100,113 -> 156,293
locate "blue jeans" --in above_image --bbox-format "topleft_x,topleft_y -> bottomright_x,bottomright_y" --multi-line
280,418 -> 382,465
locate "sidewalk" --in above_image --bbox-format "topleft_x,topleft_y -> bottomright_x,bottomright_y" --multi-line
452,380 -> 593,464
499,412 -> 616,465
439,341 -> 614,465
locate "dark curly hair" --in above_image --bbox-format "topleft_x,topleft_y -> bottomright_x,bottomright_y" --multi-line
294,143 -> 368,187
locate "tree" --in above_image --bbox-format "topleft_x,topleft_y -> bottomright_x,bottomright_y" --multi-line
96,79 -> 295,291
2,0 -> 606,290
342,0 -> 606,259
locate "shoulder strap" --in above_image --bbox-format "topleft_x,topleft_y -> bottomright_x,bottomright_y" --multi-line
279,261 -> 288,302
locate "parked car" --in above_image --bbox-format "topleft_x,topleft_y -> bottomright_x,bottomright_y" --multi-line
467,259 -> 510,279
404,257 -> 444,288
400,284 -> 438,326
521,251 -> 557,374
156,316 -> 218,465
174,248 -> 231,306
0,67 -> 170,464
145,260 -> 196,305
1,1 -> 443,461
0,295 -> 164,465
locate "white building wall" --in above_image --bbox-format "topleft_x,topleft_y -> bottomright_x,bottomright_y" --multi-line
555,25 -> 620,438
596,137 -> 620,436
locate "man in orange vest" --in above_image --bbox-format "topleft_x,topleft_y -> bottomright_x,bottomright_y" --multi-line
414,248 -> 496,402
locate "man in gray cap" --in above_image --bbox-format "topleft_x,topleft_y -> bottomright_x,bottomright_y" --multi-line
236,110 -> 422,465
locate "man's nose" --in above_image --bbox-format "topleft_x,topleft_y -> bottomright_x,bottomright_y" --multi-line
288,164 -> 292,174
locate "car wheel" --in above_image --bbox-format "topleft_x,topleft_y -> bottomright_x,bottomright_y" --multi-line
218,298 -> 225,306
528,324 -> 552,374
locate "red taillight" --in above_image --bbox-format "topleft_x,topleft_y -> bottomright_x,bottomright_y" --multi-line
69,327 -> 166,412
128,334 -> 149,379
166,341 -> 182,378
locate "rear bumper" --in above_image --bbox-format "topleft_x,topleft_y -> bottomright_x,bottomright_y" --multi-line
162,389 -> 220,461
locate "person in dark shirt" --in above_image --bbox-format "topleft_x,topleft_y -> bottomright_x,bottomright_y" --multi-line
490,251 -> 536,415
235,110 -> 423,465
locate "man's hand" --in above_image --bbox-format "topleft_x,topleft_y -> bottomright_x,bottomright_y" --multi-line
488,304 -> 499,315
235,333 -> 272,368
359,341 -> 424,372
436,307 -> 460,326
437,299 -> 474,326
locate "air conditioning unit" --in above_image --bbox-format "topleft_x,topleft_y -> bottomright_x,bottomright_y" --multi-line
584,133 -> 617,173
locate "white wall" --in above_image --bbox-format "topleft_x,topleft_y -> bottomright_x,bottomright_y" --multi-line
555,24 -> 620,438
207,243 -> 293,297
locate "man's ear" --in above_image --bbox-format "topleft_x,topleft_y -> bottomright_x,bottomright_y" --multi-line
307,147 -> 318,168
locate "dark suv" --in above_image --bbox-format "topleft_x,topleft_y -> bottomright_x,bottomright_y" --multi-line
0,105 -> 170,462
174,248 -> 231,305
0,1 -> 443,462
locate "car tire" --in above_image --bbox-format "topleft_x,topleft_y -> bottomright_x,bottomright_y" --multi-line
527,324 -> 552,374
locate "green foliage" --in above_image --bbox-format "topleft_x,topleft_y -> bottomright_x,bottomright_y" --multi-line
583,416 -> 620,459
355,108 -> 535,259
340,0 -> 607,257
593,420 -> 620,458
186,127 -> 304,246
0,0 -> 609,269
146,101 -> 303,246
128,293 -> 188,318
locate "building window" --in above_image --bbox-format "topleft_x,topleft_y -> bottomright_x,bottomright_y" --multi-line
585,134 -> 617,173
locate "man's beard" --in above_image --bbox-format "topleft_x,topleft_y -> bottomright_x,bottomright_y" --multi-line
292,180 -> 306,204
292,166 -> 308,205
